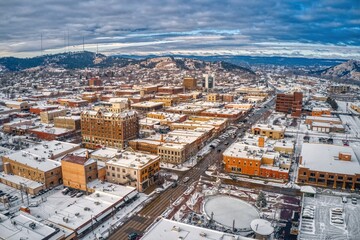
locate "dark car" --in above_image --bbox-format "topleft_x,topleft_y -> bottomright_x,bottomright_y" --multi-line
171,182 -> 178,188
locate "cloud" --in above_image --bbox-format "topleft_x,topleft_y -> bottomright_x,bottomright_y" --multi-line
0,0 -> 359,59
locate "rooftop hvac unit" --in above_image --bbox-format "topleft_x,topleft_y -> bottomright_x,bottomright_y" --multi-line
62,217 -> 69,223
171,226 -> 181,232
75,213 -> 80,217
29,222 -> 36,229
199,232 -> 207,237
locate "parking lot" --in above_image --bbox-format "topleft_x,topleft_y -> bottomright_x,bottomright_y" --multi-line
300,194 -> 360,240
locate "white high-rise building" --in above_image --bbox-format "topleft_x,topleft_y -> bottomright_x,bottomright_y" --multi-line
203,74 -> 215,89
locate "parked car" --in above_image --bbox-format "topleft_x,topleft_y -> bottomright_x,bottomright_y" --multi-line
352,198 -> 357,205
171,182 -> 178,188
183,177 -> 190,183
342,196 -> 348,203
62,188 -> 70,195
76,192 -> 84,198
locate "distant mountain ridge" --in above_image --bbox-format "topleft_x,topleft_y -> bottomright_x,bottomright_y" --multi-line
0,51 -> 255,75
316,60 -> 360,82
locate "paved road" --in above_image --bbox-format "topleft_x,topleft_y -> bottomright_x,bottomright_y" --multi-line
108,144 -> 227,239
108,102 -> 274,239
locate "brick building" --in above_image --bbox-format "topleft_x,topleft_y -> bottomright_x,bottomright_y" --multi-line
81,109 -> 139,149
298,143 -> 360,191
275,92 -> 303,117
183,77 -> 197,90
61,152 -> 104,192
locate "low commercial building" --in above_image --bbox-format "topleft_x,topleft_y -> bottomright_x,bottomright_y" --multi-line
200,108 -> 243,121
166,104 -> 206,115
30,105 -> 58,114
251,124 -> 285,139
0,213 -> 65,240
131,101 -> 164,112
350,102 -> 360,114
142,218 -> 252,240
105,150 -> 160,192
2,141 -> 80,191
297,143 -> 360,190
328,84 -> 350,93
158,143 -> 187,164
150,96 -> 179,107
223,141 -> 289,180
129,139 -> 161,155
40,109 -> 67,123
4,100 -> 29,110
147,111 -> 187,125
305,116 -> 342,125
311,107 -> 331,116
57,98 -> 88,108
206,93 -> 221,102
3,120 -> 35,135
54,115 -> 81,130
158,86 -> 183,94
28,126 -> 76,141
310,122 -> 345,133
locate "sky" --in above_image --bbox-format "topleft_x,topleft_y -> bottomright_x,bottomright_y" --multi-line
0,0 -> 359,59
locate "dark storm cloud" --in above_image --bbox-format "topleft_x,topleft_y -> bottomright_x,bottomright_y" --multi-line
0,0 -> 359,58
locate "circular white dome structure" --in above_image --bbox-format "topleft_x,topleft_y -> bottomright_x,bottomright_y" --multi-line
250,219 -> 274,236
203,195 -> 259,230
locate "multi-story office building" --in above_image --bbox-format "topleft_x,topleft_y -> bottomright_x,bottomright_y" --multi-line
105,150 -> 160,192
81,109 -> 139,149
203,74 -> 215,89
183,77 -> 197,90
275,92 -> 303,117
298,143 -> 360,190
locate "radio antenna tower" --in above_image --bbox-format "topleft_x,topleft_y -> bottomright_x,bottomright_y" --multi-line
41,33 -> 43,56
83,36 -> 85,52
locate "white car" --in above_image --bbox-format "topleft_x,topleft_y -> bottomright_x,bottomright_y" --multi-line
183,177 -> 190,183
332,219 -> 344,224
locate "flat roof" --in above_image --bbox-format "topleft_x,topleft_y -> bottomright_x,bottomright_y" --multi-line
300,143 -> 360,175
142,218 -> 252,240
81,109 -> 137,118
0,173 -> 44,189
107,151 -> 159,168
252,124 -> 285,132
31,125 -> 74,135
0,213 -> 62,240
90,147 -> 119,159
32,183 -> 136,232
4,141 -> 80,172
202,108 -> 242,115
131,101 -> 164,108
223,142 -> 278,161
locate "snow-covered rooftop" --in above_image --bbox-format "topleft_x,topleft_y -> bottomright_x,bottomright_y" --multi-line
0,213 -> 63,240
142,218 -> 253,240
300,143 -> 360,175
